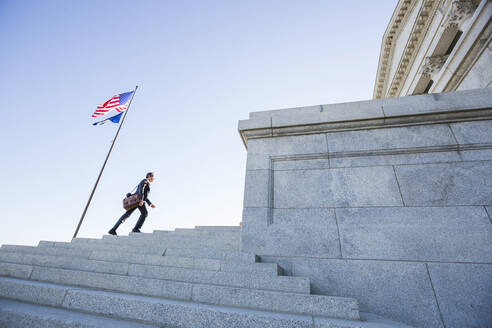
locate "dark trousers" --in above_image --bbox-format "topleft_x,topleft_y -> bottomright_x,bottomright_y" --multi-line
111,204 -> 148,232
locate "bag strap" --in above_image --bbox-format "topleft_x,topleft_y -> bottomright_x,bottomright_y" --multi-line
129,184 -> 138,194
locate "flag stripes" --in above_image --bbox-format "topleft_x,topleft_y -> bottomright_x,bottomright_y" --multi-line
92,91 -> 133,118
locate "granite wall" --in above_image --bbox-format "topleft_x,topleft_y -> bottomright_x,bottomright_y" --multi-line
239,88 -> 492,328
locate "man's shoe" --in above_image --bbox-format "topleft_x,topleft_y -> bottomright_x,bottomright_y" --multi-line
132,228 -> 141,233
108,229 -> 117,236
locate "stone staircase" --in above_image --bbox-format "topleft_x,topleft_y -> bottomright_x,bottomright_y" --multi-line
0,226 -> 414,327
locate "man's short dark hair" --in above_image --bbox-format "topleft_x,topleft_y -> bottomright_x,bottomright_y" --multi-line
146,172 -> 154,178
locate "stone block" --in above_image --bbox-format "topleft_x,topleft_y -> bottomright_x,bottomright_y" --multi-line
30,266 -> 192,300
427,263 -> 492,328
382,88 -> 492,117
128,263 -> 310,293
0,262 -> 33,279
0,245 -> 92,258
246,154 -> 271,170
292,258 -> 443,328
243,169 -> 271,208
164,247 -> 258,263
450,119 -> 492,145
326,124 -> 456,154
0,277 -> 67,307
273,157 -> 329,171
63,288 -> 314,328
238,117 -> 271,131
273,166 -> 403,208
330,151 -> 461,168
220,262 -> 280,276
260,256 -> 293,276
192,284 -> 360,320
243,208 -> 341,257
271,102 -> 384,127
395,161 -> 492,205
336,206 -> 492,262
0,298 -> 159,328
248,134 -> 328,156
459,149 -> 492,161
89,250 -> 221,271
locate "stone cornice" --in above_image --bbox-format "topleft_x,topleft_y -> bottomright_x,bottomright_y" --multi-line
374,0 -> 417,99
374,0 -> 444,99
387,0 -> 442,98
239,88 -> 492,148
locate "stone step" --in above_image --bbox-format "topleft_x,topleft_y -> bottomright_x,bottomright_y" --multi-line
0,298 -> 158,328
195,226 -> 242,232
35,242 -> 258,263
2,244 -> 280,277
90,250 -> 278,275
101,234 -> 241,248
163,229 -> 241,237
72,236 -> 240,251
0,277 -> 361,324
0,265 -> 361,318
0,258 -> 302,293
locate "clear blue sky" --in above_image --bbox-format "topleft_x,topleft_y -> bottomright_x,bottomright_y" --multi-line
0,0 -> 397,246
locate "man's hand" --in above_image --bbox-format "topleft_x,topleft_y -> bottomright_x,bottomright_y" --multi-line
151,204 -> 156,208
139,201 -> 144,206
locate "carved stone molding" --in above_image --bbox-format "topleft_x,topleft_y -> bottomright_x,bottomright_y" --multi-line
386,0 -> 441,98
421,54 -> 450,76
443,0 -> 480,29
374,0 -> 416,99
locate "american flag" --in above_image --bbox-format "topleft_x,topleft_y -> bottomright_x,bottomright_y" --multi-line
92,91 -> 134,117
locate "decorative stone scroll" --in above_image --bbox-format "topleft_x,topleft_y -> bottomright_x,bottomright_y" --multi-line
420,54 -> 450,76
443,0 -> 480,29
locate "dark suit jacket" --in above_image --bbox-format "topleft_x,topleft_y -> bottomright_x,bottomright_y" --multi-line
136,179 -> 152,206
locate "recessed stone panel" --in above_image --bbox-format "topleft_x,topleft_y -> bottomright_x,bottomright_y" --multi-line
395,161 -> 492,205
337,206 -> 492,262
273,166 -> 403,208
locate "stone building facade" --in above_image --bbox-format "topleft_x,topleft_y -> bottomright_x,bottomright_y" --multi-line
239,1 -> 492,327
374,0 -> 492,98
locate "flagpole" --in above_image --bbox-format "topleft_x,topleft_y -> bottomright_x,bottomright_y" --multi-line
73,85 -> 139,239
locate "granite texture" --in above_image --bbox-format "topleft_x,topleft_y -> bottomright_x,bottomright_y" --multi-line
450,119 -> 492,145
260,256 -> 293,276
336,206 -> 492,262
273,166 -> 403,208
89,251 -> 221,271
220,261 -> 280,275
128,263 -> 310,293
329,151 -> 461,168
292,258 -> 443,328
63,288 -> 315,328
164,247 -> 258,263
427,263 -> 492,328
325,124 -> 456,154
0,262 -> 34,279
395,161 -> 492,206
1,245 -> 92,258
0,298 -> 159,328
243,169 -> 271,208
0,277 -> 67,307
192,284 -> 360,320
29,266 -> 193,300
242,208 -> 341,257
